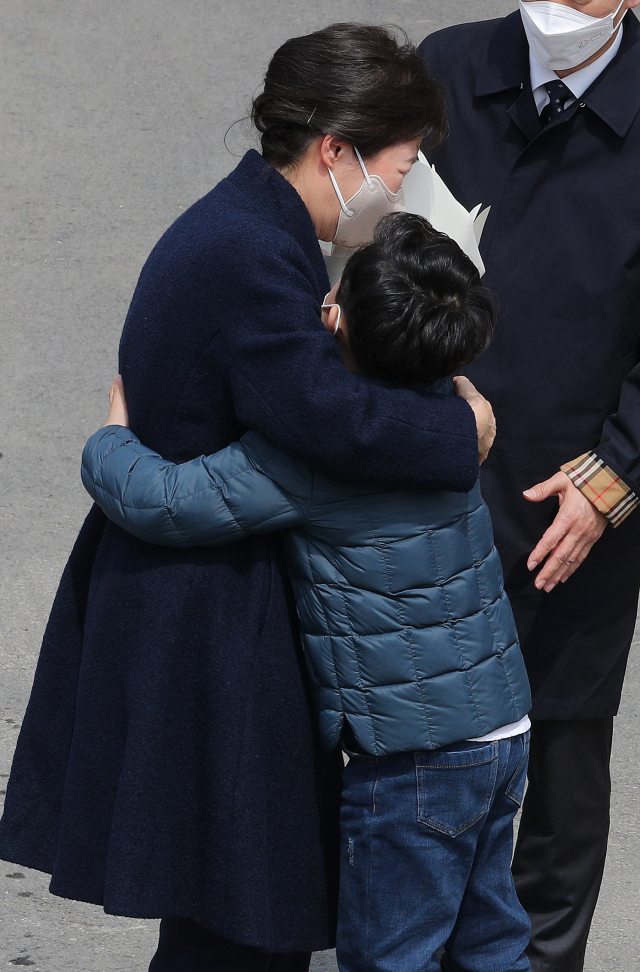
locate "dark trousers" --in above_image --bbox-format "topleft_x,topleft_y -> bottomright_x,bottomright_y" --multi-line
148,918 -> 312,972
512,719 -> 614,972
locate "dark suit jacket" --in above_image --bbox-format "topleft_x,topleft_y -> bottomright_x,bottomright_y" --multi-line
420,12 -> 640,719
0,151 -> 477,950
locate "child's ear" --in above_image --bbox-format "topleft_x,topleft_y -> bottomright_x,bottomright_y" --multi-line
334,316 -> 349,345
321,304 -> 341,336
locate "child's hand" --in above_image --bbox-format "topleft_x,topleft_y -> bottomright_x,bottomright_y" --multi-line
453,376 -> 496,464
105,375 -> 130,428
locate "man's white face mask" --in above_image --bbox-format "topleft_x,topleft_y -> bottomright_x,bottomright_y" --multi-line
519,0 -> 627,72
328,147 -> 405,250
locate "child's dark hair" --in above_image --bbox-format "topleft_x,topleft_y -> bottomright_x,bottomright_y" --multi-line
336,213 -> 495,385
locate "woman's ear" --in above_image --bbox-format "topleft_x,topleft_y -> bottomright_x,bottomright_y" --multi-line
319,134 -> 352,171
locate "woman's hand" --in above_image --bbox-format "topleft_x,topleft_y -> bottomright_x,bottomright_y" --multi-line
454,376 -> 496,464
105,375 -> 130,428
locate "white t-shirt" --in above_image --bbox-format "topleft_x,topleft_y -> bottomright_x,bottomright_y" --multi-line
469,714 -> 531,743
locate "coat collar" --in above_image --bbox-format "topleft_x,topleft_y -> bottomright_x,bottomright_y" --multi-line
475,12 -> 531,99
227,149 -> 329,296
475,11 -> 640,138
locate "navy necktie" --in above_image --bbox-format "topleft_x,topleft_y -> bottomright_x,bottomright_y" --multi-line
541,80 -> 573,125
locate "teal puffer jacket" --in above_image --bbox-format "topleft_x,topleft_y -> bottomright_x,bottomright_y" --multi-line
82,426 -> 531,756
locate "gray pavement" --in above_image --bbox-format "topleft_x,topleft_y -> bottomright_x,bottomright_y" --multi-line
0,1 -> 637,969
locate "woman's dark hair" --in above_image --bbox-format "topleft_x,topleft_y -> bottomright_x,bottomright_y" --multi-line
252,23 -> 447,169
337,212 -> 495,385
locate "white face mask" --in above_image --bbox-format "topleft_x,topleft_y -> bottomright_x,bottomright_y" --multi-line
519,0 -> 627,72
328,147 -> 405,249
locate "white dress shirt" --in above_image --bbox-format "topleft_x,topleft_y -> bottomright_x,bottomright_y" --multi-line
530,22 -> 624,114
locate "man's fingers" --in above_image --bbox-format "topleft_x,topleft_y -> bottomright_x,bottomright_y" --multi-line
533,522 -> 604,590
523,472 -> 567,504
534,539 -> 584,590
526,476 -> 607,586
554,537 -> 598,586
528,514 -> 594,572
527,519 -> 571,570
538,549 -> 588,591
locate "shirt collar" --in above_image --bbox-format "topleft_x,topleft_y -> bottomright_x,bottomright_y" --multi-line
475,11 -> 640,138
529,23 -> 624,103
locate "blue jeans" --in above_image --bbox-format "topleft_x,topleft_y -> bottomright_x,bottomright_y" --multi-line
336,733 -> 531,972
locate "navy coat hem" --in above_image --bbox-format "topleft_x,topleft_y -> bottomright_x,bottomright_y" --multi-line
0,846 -> 337,953
0,846 -> 56,882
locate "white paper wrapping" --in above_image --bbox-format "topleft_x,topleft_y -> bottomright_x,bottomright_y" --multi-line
321,152 -> 490,287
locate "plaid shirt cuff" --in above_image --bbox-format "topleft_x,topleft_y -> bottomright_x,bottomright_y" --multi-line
560,452 -> 640,527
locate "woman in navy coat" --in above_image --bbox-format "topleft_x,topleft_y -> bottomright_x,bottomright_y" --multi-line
0,24 -> 487,972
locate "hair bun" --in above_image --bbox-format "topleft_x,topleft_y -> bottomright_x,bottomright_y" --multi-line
251,24 -> 446,169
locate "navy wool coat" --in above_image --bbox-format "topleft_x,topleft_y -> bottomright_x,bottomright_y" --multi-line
0,151 -> 478,951
420,13 -> 640,719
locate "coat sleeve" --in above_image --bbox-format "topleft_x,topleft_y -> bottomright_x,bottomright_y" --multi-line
560,366 -> 640,527
81,426 -> 313,547
201,229 -> 478,493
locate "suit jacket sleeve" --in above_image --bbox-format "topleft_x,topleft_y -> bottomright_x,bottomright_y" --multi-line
81,426 -> 313,547
202,230 -> 478,492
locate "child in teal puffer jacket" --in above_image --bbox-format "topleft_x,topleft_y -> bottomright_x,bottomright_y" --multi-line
82,213 -> 532,972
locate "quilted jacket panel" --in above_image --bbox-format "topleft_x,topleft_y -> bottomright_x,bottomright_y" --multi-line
82,426 -> 531,755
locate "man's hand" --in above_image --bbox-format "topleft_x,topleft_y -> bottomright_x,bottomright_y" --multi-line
105,375 -> 130,428
524,472 -> 607,592
454,376 -> 496,464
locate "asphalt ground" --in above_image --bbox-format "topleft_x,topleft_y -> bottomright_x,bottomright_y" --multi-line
0,1 -> 638,969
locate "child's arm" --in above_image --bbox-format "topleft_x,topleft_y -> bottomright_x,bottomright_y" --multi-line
81,425 -> 313,548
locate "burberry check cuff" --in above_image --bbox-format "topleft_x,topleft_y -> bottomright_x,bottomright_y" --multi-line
560,452 -> 640,528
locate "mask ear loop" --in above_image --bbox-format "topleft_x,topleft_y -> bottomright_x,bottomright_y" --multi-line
328,145 -> 372,216
327,168 -> 354,217
355,145 -> 401,203
614,0 -> 627,27
322,302 -> 342,336
354,146 -> 374,190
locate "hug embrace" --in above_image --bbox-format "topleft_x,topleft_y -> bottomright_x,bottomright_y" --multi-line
4,3 -> 640,971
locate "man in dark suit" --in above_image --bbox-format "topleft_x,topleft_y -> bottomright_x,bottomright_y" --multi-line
420,2 -> 640,970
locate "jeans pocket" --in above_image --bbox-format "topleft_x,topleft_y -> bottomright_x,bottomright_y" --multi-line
415,742 -> 499,838
505,732 -> 530,807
